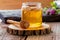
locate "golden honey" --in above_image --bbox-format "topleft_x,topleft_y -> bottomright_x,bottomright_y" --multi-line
21,2 -> 42,28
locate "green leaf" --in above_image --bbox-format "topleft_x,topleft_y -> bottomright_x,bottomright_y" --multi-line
50,1 -> 57,9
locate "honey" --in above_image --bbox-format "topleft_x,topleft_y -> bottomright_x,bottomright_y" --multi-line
21,2 -> 42,28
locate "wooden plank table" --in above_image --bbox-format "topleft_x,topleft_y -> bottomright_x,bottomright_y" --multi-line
0,22 -> 60,40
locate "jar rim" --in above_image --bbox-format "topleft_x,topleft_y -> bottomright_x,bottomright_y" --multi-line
22,2 -> 41,6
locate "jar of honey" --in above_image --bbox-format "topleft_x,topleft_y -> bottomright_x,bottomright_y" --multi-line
21,2 -> 42,28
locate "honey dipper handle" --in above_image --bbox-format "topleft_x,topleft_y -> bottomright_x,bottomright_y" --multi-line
7,20 -> 20,25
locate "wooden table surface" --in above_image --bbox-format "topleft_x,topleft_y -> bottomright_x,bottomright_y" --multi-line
0,22 -> 60,40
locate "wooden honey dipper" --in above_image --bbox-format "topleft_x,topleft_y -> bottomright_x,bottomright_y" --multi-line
7,20 -> 30,29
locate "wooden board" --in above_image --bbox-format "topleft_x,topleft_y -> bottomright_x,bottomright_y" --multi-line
0,0 -> 53,9
7,23 -> 52,36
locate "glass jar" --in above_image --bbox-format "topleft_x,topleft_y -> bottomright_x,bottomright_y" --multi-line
21,2 -> 42,28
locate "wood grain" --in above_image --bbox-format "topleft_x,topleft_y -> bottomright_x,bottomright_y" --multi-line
0,0 -> 53,9
0,22 -> 60,40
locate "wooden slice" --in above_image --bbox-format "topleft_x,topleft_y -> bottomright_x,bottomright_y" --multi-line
7,23 -> 52,36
